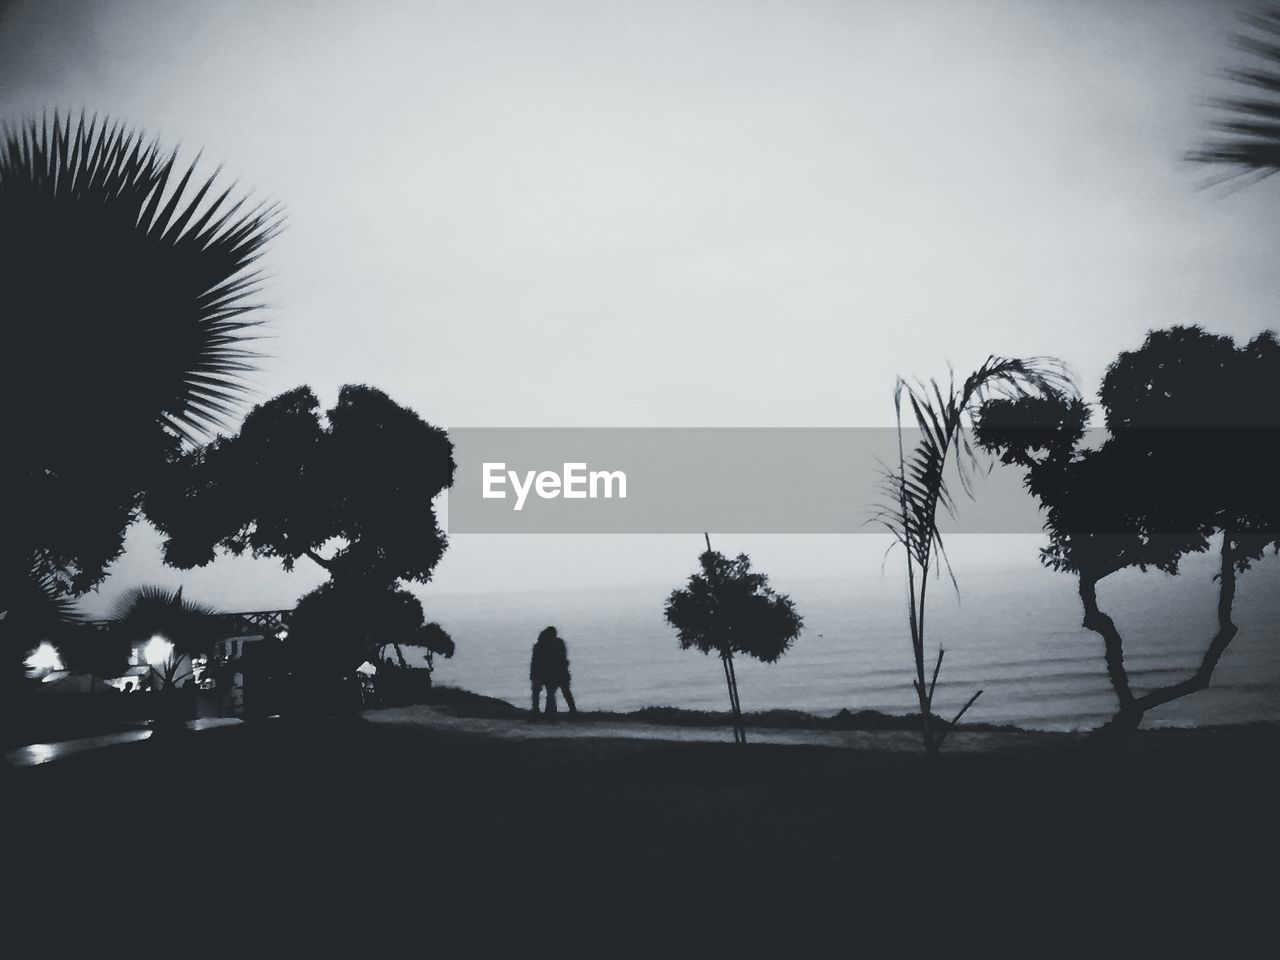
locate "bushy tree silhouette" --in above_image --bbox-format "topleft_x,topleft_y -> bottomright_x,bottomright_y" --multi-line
146,385 -> 453,582
664,536 -> 802,743
400,621 -> 455,679
146,384 -> 456,694
0,113 -> 278,662
288,581 -> 411,675
875,356 -> 1072,756
975,326 -> 1280,746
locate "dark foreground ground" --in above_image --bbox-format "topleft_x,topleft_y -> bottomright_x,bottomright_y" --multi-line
6,711 -> 1278,940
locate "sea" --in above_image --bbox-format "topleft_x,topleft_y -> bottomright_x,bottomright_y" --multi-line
423,553 -> 1280,732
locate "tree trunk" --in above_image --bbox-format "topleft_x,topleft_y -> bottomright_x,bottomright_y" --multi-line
1086,705 -> 1145,751
1082,535 -> 1240,752
726,652 -> 747,744
720,655 -> 741,744
1079,574 -> 1135,710
912,674 -> 937,757
921,719 -> 937,758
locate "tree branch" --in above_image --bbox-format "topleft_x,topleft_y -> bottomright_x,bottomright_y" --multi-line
927,647 -> 944,706
304,549 -> 334,571
934,689 -> 982,748
1089,536 -> 1241,751
1131,535 -> 1239,714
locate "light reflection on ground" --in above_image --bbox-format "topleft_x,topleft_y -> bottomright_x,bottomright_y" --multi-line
5,718 -> 243,768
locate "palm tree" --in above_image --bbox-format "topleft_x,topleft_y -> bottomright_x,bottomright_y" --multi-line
1,112 -> 279,639
874,357 -> 1072,756
1189,4 -> 1280,182
110,585 -> 221,689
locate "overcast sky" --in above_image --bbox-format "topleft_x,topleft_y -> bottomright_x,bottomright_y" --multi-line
3,0 -> 1277,614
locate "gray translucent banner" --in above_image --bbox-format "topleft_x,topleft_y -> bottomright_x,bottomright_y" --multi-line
446,428 -> 1046,534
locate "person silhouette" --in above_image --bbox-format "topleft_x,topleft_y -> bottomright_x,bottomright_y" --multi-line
530,626 -> 577,718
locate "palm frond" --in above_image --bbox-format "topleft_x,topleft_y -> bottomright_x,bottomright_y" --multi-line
0,569 -> 83,636
878,356 -> 1073,584
109,584 -> 220,656
1190,5 -> 1280,180
0,111 -> 283,442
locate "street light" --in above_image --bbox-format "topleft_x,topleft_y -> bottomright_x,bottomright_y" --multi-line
25,641 -> 63,674
143,634 -> 174,667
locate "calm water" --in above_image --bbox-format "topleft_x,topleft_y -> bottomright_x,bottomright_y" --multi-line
424,554 -> 1280,732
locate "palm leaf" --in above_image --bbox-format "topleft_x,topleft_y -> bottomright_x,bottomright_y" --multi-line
878,356 -> 1072,587
0,111 -> 283,442
1189,5 -> 1280,180
109,585 -> 221,658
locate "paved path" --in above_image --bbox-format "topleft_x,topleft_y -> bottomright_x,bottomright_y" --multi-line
5,717 -> 243,768
7,707 -> 1057,767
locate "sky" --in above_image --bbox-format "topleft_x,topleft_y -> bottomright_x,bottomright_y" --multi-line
2,0 -> 1277,615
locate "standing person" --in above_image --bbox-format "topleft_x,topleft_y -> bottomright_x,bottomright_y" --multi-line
530,626 -> 577,718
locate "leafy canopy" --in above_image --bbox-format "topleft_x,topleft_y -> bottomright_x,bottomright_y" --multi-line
145,384 -> 456,585
665,551 -> 803,664
975,326 -> 1280,580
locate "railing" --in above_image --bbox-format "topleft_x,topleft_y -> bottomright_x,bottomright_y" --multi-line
86,609 -> 292,639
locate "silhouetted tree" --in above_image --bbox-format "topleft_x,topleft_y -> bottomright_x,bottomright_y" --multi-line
287,580 -> 448,676
0,113 -> 278,648
976,326 -> 1280,747
1190,4 -> 1280,182
875,356 -> 1072,756
664,536 -> 802,743
146,387 -> 455,695
398,621 -> 455,681
146,385 -> 454,584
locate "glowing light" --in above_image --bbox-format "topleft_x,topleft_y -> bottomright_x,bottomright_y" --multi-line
25,641 -> 63,672
25,743 -> 57,765
143,635 -> 175,667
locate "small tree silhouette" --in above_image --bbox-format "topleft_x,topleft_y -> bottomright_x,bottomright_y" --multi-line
373,619 -> 455,701
664,535 -> 802,744
402,621 -> 455,682
975,326 -> 1280,747
874,356 -> 1072,756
